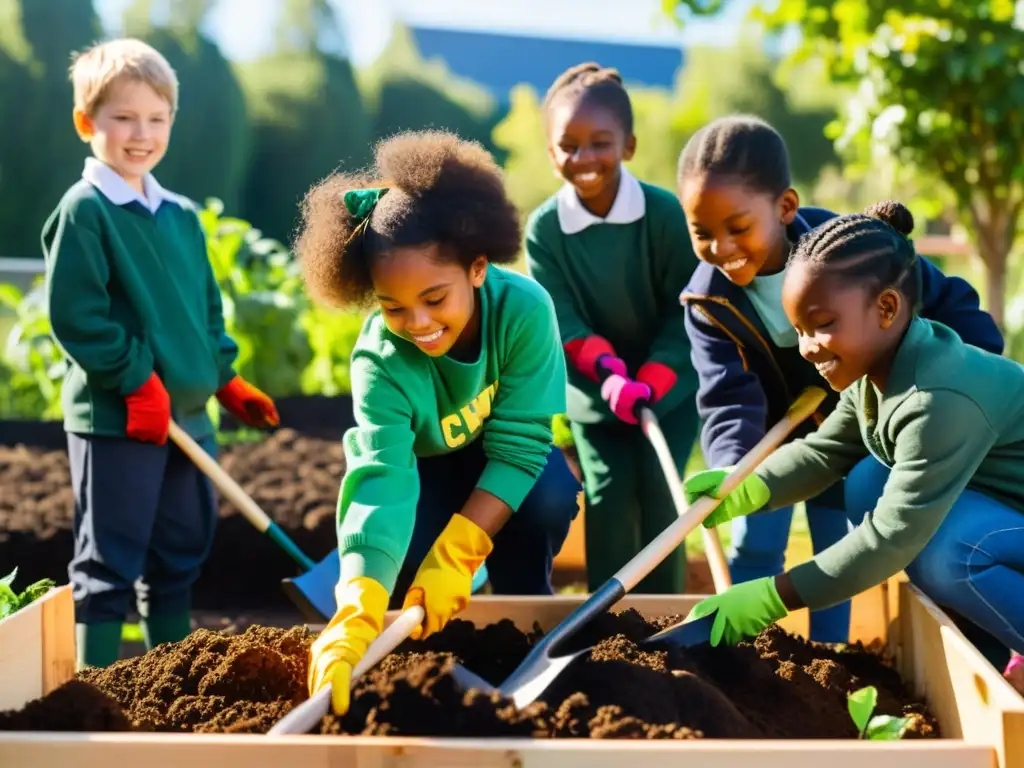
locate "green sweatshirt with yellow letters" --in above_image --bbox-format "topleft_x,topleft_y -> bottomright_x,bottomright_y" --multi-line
338,266 -> 567,593
751,316 -> 1024,611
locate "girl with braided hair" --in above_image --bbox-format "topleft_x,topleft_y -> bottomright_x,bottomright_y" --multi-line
295,129 -> 581,716
525,62 -> 702,594
684,200 -> 1024,687
677,115 -> 1003,643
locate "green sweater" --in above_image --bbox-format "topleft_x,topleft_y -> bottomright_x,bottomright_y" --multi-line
337,267 -> 567,593
524,178 -> 700,424
41,180 -> 237,439
754,316 -> 1024,610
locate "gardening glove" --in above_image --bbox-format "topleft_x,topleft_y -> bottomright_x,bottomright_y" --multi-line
636,361 -> 678,404
402,513 -> 493,640
686,576 -> 788,646
215,375 -> 279,429
600,374 -> 652,425
308,576 -> 389,716
124,371 -> 171,445
684,467 -> 771,528
564,335 -> 627,383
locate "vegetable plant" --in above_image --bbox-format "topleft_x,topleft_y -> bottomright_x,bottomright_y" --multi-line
848,685 -> 912,740
0,568 -> 56,620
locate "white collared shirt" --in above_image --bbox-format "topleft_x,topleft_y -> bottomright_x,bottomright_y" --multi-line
81,157 -> 176,214
555,164 -> 646,235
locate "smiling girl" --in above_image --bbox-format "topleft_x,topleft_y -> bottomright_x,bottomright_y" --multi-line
524,63 -> 701,594
683,201 -> 1024,681
295,129 -> 581,716
676,115 -> 1003,642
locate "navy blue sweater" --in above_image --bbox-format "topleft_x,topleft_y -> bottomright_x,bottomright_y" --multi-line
681,206 -> 1004,484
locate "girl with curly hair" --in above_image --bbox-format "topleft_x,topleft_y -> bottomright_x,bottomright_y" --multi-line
295,130 -> 581,716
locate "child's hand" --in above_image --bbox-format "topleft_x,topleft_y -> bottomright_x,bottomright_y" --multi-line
600,374 -> 652,425
564,335 -> 627,382
216,376 -> 280,428
124,372 -> 171,445
684,467 -> 770,527
685,576 -> 789,646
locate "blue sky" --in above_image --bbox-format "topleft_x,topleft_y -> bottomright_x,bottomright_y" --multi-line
94,0 -> 762,65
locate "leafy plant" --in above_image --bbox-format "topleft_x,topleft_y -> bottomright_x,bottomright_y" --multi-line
0,279 -> 65,419
848,685 -> 912,740
0,567 -> 56,620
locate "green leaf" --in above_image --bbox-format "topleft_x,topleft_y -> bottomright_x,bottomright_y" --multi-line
866,714 -> 912,740
17,578 -> 55,608
0,568 -> 17,588
0,584 -> 18,619
848,686 -> 878,736
0,284 -> 24,310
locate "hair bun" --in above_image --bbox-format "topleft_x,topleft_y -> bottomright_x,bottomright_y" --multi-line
864,200 -> 914,237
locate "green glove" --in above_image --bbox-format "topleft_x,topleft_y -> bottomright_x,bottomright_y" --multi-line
683,467 -> 770,528
686,576 -> 789,646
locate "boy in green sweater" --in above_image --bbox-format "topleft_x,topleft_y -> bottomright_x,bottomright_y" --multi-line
683,201 -> 1024,677
525,63 -> 701,593
294,130 -> 580,716
44,39 -> 279,669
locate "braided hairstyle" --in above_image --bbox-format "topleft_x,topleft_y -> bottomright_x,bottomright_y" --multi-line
542,62 -> 634,135
677,115 -> 790,196
294,129 -> 522,309
788,200 -> 919,305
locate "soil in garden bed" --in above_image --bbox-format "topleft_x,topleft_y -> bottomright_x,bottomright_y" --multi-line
0,609 -> 939,739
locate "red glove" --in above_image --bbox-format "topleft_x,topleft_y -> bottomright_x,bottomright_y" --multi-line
600,374 -> 652,425
125,372 -> 171,445
636,362 -> 677,404
216,375 -> 279,428
564,335 -> 627,383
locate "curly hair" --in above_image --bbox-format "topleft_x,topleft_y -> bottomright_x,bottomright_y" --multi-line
294,130 -> 522,309
788,199 -> 919,304
542,62 -> 633,135
677,114 -> 791,197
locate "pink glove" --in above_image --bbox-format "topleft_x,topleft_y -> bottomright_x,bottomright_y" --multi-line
564,336 -> 627,382
600,374 -> 652,425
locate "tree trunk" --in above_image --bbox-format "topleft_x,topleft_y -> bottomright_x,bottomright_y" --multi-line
979,239 -> 1008,332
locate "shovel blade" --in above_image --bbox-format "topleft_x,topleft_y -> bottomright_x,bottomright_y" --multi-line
641,612 -> 716,649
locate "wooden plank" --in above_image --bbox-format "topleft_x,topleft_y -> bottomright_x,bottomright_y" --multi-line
895,580 -> 1023,768
0,733 -> 996,768
40,585 -> 75,695
0,587 -> 56,710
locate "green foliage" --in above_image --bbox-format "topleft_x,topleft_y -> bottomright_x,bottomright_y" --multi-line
847,685 -> 912,740
753,0 -> 1024,326
0,279 -> 64,418
0,567 -> 56,621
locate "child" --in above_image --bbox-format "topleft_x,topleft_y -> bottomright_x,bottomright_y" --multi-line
296,130 -> 581,716
524,63 -> 701,594
683,201 -> 1024,681
677,115 -> 1003,642
43,39 -> 279,669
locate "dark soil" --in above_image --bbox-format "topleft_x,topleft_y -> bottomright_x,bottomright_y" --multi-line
0,610 -> 939,740
0,429 -> 345,610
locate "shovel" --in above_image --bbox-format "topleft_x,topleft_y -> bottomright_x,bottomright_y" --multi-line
448,386 -> 826,711
168,420 -> 316,571
267,605 -> 425,735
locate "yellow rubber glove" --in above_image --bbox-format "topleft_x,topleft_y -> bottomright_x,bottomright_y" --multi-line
402,513 -> 493,640
307,576 -> 389,716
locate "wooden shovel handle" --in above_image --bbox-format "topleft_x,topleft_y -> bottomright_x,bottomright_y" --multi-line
617,387 -> 826,593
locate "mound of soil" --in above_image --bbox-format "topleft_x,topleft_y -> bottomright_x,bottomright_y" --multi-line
0,610 -> 939,739
0,429 -> 344,610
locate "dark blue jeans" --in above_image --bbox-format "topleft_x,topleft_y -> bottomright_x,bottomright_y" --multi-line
846,456 -> 1024,662
389,439 -> 581,607
67,433 -> 218,623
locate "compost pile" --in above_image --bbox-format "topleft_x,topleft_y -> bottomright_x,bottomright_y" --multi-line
0,429 -> 344,609
0,609 -> 939,739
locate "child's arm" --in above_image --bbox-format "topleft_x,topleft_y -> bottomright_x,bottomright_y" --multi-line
524,217 -> 620,380
44,205 -> 154,395
634,200 -> 702,401
477,288 -> 567,514
684,303 -> 772,467
918,257 -> 1004,354
783,390 -> 996,613
336,353 -> 419,595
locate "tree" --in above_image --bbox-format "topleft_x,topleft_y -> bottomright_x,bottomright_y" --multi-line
679,1 -> 1024,328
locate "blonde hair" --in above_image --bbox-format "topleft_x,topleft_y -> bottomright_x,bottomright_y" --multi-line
69,38 -> 178,116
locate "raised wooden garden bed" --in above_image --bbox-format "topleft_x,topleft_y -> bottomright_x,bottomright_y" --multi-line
0,576 -> 1021,767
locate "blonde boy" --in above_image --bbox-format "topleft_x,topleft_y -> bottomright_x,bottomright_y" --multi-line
43,38 -> 279,669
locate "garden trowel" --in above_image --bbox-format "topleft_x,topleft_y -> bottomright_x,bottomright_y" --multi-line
447,386 -> 826,711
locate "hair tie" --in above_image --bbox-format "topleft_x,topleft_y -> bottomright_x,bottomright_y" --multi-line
343,186 -> 388,248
